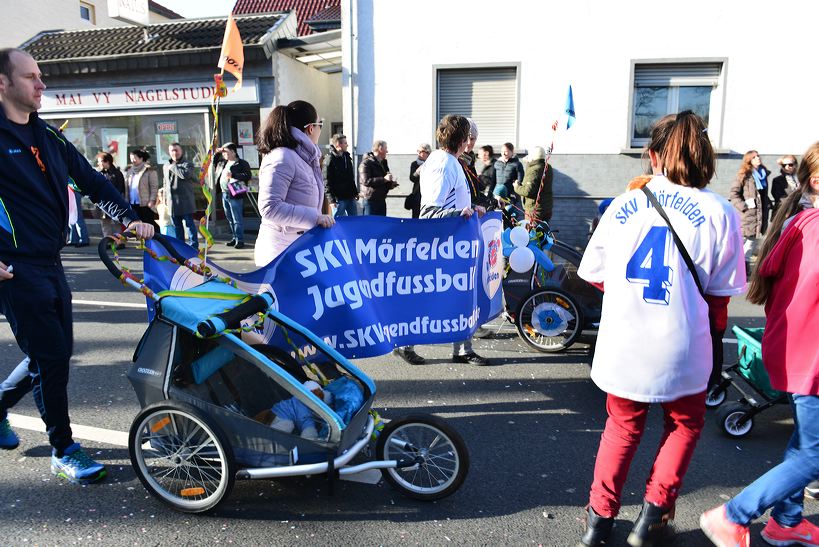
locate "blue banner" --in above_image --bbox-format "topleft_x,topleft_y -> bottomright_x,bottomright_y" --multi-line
144,213 -> 504,359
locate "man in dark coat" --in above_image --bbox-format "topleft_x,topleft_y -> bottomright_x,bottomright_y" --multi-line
163,143 -> 199,249
324,133 -> 358,217
358,140 -> 397,216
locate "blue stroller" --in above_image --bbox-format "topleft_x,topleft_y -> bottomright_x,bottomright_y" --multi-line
99,234 -> 469,513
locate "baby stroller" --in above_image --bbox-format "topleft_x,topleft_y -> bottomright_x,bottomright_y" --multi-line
707,325 -> 788,438
502,221 -> 603,353
99,234 -> 469,513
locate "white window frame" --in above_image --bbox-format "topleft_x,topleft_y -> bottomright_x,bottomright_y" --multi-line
79,1 -> 95,24
626,59 -> 727,150
433,63 -> 521,149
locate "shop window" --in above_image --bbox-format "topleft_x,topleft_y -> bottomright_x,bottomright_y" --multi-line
80,1 -> 95,24
630,62 -> 723,147
436,66 -> 518,148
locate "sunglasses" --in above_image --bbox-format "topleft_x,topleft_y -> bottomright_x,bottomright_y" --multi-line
782,163 -> 795,167
303,120 -> 324,129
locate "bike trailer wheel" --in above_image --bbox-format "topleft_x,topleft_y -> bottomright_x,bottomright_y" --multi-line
716,402 -> 754,438
515,289 -> 582,353
129,401 -> 236,513
705,387 -> 726,408
375,414 -> 469,501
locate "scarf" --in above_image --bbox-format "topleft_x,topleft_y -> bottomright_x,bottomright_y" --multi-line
752,167 -> 768,190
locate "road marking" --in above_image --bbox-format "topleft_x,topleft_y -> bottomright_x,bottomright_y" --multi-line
8,413 -> 128,447
73,299 -> 145,309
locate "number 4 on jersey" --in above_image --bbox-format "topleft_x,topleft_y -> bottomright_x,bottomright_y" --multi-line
626,226 -> 674,305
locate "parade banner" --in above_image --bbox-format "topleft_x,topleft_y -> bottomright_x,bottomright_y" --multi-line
144,213 -> 504,359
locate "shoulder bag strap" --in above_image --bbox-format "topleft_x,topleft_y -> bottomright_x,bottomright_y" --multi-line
641,186 -> 705,297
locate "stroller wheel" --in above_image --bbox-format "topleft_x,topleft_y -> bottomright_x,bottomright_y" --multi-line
705,388 -> 726,408
129,401 -> 236,513
514,289 -> 582,353
376,414 -> 469,501
716,402 -> 754,438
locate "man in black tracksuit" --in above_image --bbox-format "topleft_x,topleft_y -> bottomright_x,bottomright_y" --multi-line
324,133 -> 358,217
0,49 -> 154,484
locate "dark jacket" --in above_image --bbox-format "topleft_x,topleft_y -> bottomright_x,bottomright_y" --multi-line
494,156 -> 525,196
0,110 -> 137,265
514,159 -> 553,222
99,166 -> 126,198
162,159 -> 198,216
729,172 -> 762,238
324,146 -> 357,202
771,172 -> 797,211
215,156 -> 253,194
478,161 -> 496,195
358,152 -> 393,201
409,158 -> 423,197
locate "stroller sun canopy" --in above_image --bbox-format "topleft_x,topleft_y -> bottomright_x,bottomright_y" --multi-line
158,280 -> 255,334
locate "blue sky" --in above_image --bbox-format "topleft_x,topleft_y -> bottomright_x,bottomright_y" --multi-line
161,0 -> 236,18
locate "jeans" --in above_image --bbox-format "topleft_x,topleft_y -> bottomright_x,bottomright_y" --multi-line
0,262 -> 75,453
172,214 -> 199,249
334,199 -> 359,218
222,194 -> 244,242
363,199 -> 386,216
589,391 -> 706,517
726,394 -> 819,527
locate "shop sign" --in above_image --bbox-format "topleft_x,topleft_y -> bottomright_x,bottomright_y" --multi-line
107,0 -> 150,26
40,80 -> 259,113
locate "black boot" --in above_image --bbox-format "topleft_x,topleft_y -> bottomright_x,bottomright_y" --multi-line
578,505 -> 614,546
626,499 -> 674,547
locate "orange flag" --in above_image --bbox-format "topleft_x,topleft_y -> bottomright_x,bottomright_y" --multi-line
218,13 -> 244,93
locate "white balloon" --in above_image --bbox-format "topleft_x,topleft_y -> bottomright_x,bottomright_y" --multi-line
509,226 -> 530,248
509,247 -> 535,273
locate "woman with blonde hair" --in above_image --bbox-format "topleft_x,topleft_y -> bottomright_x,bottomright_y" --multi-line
700,141 -> 819,547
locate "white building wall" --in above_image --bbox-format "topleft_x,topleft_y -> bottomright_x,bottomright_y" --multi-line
5,0 -> 175,48
349,0 -> 817,156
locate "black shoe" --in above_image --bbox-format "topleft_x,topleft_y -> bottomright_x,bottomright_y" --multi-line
225,239 -> 237,247
393,348 -> 425,365
452,351 -> 490,366
627,500 -> 674,547
578,505 -> 614,547
234,241 -> 245,249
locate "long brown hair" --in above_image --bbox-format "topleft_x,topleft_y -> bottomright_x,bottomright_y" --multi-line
647,111 -> 714,188
257,100 -> 317,154
737,150 -> 769,180
747,141 -> 819,304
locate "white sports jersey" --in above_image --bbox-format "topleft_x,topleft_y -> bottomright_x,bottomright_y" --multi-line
579,176 -> 746,402
420,150 -> 470,210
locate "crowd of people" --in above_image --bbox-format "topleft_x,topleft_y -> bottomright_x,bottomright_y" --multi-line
1,46 -> 818,547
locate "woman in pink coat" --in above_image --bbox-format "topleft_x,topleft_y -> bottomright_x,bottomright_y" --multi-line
254,100 -> 335,266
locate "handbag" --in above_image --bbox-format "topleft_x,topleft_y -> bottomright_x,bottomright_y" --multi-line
227,180 -> 248,198
641,186 -> 705,297
403,191 -> 420,210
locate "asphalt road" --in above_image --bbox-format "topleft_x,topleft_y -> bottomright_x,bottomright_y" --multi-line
0,241 -> 813,546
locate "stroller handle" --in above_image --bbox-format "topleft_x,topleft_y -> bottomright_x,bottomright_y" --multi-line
197,292 -> 276,337
97,232 -> 189,281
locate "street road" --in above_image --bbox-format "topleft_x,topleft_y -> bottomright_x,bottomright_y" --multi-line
0,243 -> 813,546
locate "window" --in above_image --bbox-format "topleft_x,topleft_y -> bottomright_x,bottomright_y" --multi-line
436,67 -> 518,147
80,1 -> 95,24
630,62 -> 723,147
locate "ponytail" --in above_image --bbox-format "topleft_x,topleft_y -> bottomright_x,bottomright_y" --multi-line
661,111 -> 715,188
256,100 -> 318,154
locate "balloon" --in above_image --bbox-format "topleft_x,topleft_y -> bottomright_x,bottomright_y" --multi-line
509,226 -> 530,248
509,247 -> 535,273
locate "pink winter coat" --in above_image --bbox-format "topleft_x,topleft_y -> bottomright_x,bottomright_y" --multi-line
760,207 -> 819,395
255,127 -> 325,266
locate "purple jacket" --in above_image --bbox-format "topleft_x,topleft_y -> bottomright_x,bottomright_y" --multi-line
255,127 -> 324,266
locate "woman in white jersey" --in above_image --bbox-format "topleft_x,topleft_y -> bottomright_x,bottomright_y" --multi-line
576,112 -> 745,547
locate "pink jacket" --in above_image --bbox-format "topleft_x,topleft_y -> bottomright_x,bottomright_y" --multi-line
255,128 -> 324,266
760,208 -> 819,395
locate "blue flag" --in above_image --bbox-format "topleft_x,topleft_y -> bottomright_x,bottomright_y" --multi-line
565,85 -> 576,129
143,213 -> 505,359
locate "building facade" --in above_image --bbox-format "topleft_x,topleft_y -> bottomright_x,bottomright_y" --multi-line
341,0 -> 818,247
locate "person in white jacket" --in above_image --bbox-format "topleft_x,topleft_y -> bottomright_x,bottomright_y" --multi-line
254,100 -> 335,267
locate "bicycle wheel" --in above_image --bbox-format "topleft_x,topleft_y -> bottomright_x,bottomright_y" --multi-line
515,289 -> 582,352
375,414 -> 469,501
129,401 -> 236,513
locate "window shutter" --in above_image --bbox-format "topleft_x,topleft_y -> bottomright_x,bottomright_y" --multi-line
634,63 -> 721,87
437,67 -> 517,147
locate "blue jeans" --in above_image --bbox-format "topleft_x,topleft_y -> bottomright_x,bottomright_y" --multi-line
222,194 -> 244,242
363,199 -> 386,216
334,199 -> 359,218
726,394 -> 819,527
172,214 -> 199,249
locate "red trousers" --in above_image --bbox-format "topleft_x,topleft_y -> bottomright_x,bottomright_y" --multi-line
588,391 -> 706,517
